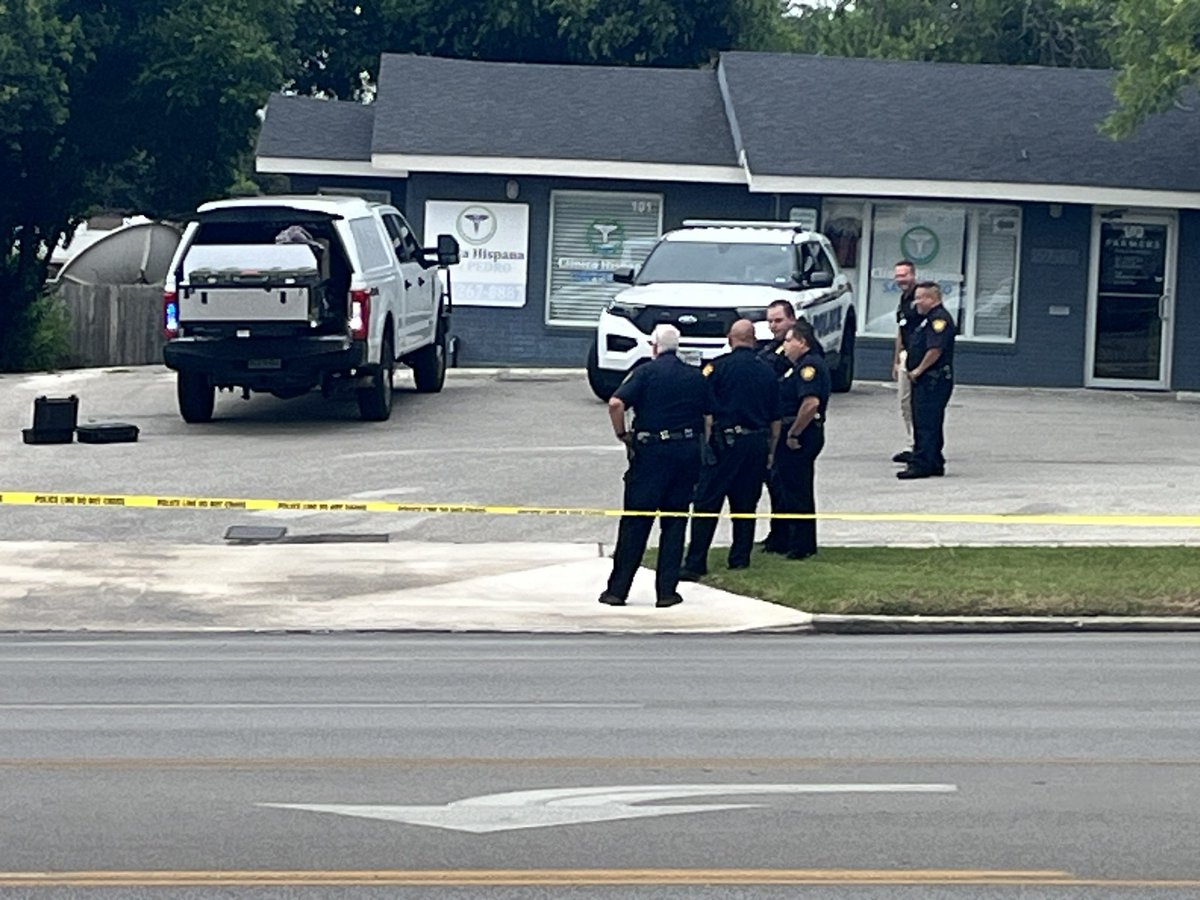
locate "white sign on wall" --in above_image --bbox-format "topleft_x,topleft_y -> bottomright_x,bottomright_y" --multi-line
424,200 -> 529,308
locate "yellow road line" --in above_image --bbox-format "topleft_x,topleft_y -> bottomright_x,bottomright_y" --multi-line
0,868 -> 1090,887
3,489 -> 1199,526
4,755 -> 1200,770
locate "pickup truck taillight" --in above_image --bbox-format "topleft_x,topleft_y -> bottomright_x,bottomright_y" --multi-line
162,291 -> 179,339
349,289 -> 370,339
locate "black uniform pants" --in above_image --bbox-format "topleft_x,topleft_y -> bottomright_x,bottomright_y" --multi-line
911,372 -> 953,473
607,439 -> 702,600
770,424 -> 824,557
684,431 -> 769,573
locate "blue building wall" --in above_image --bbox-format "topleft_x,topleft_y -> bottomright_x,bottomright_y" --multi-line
1172,210 -> 1200,391
285,172 -> 1199,390
401,173 -> 818,366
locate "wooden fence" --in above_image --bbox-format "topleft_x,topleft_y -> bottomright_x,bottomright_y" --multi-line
56,283 -> 164,368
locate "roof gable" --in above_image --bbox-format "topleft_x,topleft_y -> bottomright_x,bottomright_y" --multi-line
719,52 -> 1200,194
257,94 -> 374,162
370,54 -> 738,169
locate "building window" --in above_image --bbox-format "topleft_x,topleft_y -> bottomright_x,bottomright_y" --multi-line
825,200 -> 1020,342
546,190 -> 662,326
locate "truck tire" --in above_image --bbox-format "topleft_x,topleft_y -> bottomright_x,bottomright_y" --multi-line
357,333 -> 394,421
411,320 -> 447,393
830,318 -> 856,393
177,372 -> 215,423
586,343 -> 624,402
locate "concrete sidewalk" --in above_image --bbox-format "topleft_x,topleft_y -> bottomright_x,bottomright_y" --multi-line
0,540 -> 811,634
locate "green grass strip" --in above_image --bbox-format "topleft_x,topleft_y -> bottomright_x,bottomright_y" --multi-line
645,546 -> 1200,616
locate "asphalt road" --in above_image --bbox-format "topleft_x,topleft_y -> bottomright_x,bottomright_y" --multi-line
2,365 -> 1199,548
1,633 -> 1198,897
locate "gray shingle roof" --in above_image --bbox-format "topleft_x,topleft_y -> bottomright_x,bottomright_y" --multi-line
719,52 -> 1200,192
369,54 -> 738,167
256,94 -> 374,161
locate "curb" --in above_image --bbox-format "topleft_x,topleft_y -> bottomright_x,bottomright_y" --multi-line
810,615 -> 1200,634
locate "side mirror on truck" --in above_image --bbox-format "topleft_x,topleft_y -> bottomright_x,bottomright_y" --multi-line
434,234 -> 460,266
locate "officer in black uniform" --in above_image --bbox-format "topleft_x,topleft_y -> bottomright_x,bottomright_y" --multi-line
898,281 -> 956,479
758,299 -> 797,553
771,319 -> 831,559
679,319 -> 781,579
891,260 -> 920,464
757,298 -> 797,376
600,324 -> 710,608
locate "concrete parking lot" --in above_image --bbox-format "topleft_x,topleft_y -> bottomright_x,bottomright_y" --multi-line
2,365 -> 1198,548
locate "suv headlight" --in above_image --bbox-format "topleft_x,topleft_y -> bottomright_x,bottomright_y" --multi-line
606,300 -> 645,320
735,306 -> 767,322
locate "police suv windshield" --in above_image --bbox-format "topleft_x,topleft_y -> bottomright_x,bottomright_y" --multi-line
636,241 -> 798,286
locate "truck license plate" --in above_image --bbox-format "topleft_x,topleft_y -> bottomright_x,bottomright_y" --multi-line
247,358 -> 282,370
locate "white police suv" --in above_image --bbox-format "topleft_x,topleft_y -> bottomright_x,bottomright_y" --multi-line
585,220 -> 857,400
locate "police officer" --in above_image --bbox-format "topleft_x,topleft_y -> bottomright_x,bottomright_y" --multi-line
758,299 -> 797,553
757,299 -> 797,377
679,320 -> 781,579
600,324 -> 710,608
771,319 -> 831,560
891,260 -> 919,464
898,281 -> 956,479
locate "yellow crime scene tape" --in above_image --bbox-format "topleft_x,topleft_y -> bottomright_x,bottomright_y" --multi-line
2,490 -> 1199,527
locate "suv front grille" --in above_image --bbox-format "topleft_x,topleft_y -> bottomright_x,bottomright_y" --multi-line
631,306 -> 736,338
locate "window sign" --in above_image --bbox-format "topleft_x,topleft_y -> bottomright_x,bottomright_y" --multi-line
424,200 -> 529,308
1099,223 -> 1166,295
867,204 -> 966,333
546,190 -> 662,326
845,200 -> 1018,342
788,206 -> 819,231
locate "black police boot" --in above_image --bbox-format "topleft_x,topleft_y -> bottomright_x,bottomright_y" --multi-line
655,593 -> 684,608
892,450 -> 913,464
598,592 -> 627,606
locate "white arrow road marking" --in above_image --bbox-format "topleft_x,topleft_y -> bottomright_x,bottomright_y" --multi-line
260,783 -> 958,833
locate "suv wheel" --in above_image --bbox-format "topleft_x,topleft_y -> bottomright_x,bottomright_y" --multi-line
586,343 -> 624,402
357,333 -> 394,421
177,372 -> 215,423
831,319 -> 855,393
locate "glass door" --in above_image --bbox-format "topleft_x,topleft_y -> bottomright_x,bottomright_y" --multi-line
1087,211 -> 1174,388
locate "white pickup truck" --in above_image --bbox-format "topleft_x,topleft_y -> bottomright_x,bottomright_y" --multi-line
162,195 -> 459,422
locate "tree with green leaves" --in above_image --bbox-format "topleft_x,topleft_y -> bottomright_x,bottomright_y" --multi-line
1,0 -> 296,369
291,0 -> 793,99
785,0 -> 1116,68
1104,0 -> 1200,137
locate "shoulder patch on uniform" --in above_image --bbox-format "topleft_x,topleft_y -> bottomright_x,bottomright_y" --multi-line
801,365 -> 816,381
932,318 -> 947,333
702,363 -> 714,377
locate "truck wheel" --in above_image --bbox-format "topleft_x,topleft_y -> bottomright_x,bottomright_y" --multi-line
357,333 -> 394,421
831,319 -> 856,394
411,321 -> 447,393
177,372 -> 215,423
586,343 -> 624,402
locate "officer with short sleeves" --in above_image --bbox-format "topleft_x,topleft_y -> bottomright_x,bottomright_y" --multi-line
758,299 -> 797,552
898,281 -> 957,479
679,319 -> 781,579
600,324 -> 710,608
771,319 -> 831,560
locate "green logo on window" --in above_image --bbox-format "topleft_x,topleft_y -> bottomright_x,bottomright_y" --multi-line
901,226 -> 940,265
587,220 -> 624,256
